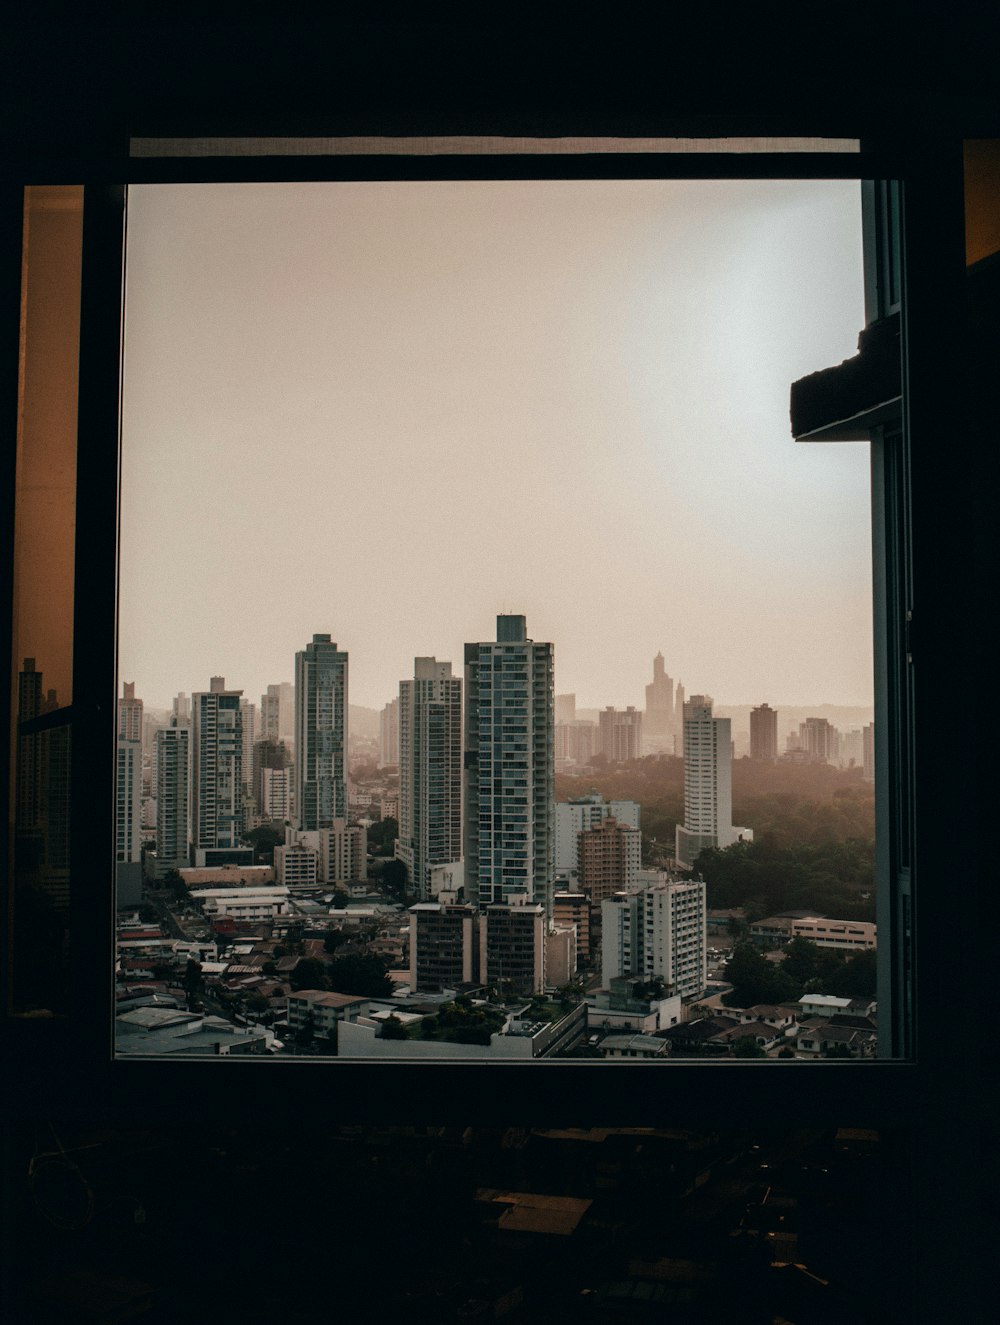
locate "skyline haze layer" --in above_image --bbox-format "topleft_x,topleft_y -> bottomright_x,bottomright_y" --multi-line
119,179 -> 872,713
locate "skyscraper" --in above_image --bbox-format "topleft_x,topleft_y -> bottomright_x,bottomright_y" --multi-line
191,676 -> 245,866
799,716 -> 839,763
598,705 -> 643,763
379,696 -> 399,768
294,634 -> 348,831
464,614 -> 555,917
577,816 -> 642,906
15,657 -> 43,835
396,658 -> 462,901
749,702 -> 778,760
555,792 -> 640,874
862,721 -> 875,783
601,876 -> 707,999
643,652 -> 676,753
116,682 -> 143,864
155,725 -> 190,877
260,681 -> 294,748
675,695 -> 752,869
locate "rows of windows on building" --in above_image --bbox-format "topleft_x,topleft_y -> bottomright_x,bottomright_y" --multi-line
95,619 -> 871,996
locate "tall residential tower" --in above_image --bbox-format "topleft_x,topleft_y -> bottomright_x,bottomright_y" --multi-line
396,657 -> 462,900
463,615 -> 555,917
674,695 -> 752,869
191,677 -> 246,866
293,634 -> 348,831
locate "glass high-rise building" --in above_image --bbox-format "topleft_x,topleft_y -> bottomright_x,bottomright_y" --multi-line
396,658 -> 462,901
293,634 -> 348,831
116,682 -> 143,864
191,676 -> 244,864
155,725 -> 189,877
463,614 -> 554,917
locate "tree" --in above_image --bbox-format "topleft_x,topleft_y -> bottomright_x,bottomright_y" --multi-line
241,823 -> 284,863
722,942 -> 798,1007
290,956 -> 330,991
323,928 -> 347,953
376,859 -> 408,897
367,816 -> 399,853
327,952 -> 393,998
380,1014 -> 407,1040
780,937 -> 821,986
330,891 -> 348,910
732,1035 -> 766,1058
181,958 -> 203,1009
824,1041 -> 853,1059
828,948 -> 877,998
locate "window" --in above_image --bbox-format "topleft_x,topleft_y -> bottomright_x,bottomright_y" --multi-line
103,157 -> 884,1065
3,38 -> 987,1319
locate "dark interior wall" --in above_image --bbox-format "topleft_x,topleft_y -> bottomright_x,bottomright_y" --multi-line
3,8 -> 999,1323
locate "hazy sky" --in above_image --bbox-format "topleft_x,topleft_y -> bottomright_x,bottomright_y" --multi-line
120,178 -> 871,713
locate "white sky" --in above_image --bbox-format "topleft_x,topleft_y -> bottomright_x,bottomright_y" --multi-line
119,178 -> 872,713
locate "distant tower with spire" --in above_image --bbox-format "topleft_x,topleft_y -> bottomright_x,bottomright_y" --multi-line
644,652 -> 676,754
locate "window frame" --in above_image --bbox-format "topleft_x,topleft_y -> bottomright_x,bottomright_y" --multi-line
2,136 -> 965,1132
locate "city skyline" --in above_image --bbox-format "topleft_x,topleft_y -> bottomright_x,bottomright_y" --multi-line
120,179 -> 872,711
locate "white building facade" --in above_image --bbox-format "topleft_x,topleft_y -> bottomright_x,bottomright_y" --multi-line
675,696 -> 752,869
601,876 -> 707,1000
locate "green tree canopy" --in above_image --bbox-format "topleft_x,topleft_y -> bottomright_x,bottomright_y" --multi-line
290,956 -> 330,991
379,1014 -> 408,1040
732,1035 -> 766,1058
722,942 -> 799,1007
241,823 -> 285,863
827,948 -> 877,998
327,952 -> 393,998
367,816 -> 399,852
376,858 -> 408,897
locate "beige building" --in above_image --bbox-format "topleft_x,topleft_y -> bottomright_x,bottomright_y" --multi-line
553,891 -> 591,962
577,816 -> 641,907
286,989 -> 370,1041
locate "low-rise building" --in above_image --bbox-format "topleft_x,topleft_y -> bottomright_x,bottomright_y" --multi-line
480,899 -> 546,995
190,886 -> 290,923
599,1033 -> 669,1059
179,864 -> 275,888
545,926 -> 577,987
796,1020 -> 877,1058
587,978 -> 682,1034
286,989 -> 371,1042
274,841 -> 319,887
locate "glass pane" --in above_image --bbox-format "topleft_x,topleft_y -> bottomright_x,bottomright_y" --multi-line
7,185 -> 83,1016
117,180 -> 875,1059
964,139 -> 1000,266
